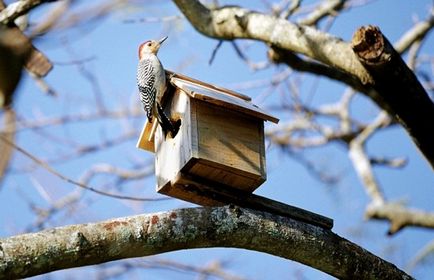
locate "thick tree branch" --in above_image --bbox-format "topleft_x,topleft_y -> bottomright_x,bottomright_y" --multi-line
172,0 -> 374,84
0,206 -> 412,279
352,25 -> 434,169
267,47 -> 372,96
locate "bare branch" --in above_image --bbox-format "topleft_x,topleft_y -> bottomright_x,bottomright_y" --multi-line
172,0 -> 374,84
208,40 -> 223,65
298,0 -> 345,26
281,0 -> 301,19
44,130 -> 138,164
0,2 -> 53,80
123,15 -> 182,24
348,111 -> 391,205
366,202 -> 434,234
28,72 -> 57,96
0,0 -> 59,25
28,186 -> 83,230
12,108 -> 142,132
96,258 -> 244,280
370,157 -> 407,168
407,239 -> 434,272
79,163 -> 154,185
0,134 -> 165,202
394,8 -> 434,54
28,0 -> 70,37
0,206 -> 413,279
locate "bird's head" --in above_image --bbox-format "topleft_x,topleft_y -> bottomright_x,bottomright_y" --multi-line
138,36 -> 168,59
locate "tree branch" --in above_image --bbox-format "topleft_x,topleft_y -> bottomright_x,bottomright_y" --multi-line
0,1 -> 53,80
394,8 -> 434,54
0,134 -> 164,202
0,206 -> 412,279
172,0 -> 374,84
349,111 -> 390,205
352,25 -> 434,169
0,0 -> 58,25
298,0 -> 345,26
366,202 -> 434,235
267,47 -> 371,95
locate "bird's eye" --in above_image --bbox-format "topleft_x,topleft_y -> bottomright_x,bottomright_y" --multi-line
147,42 -> 152,46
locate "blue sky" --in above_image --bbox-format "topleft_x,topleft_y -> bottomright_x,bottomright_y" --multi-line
1,0 -> 434,279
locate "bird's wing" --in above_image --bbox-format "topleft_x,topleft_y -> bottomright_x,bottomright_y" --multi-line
137,60 -> 157,122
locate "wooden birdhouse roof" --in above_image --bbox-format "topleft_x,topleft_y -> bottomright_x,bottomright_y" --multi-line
169,72 -> 279,123
137,71 -> 279,152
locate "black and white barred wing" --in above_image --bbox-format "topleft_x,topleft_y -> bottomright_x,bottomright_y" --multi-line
137,59 -> 156,122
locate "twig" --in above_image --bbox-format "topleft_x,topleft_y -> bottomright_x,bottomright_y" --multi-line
366,202 -> 434,234
209,40 -> 223,65
0,133 -> 166,201
348,111 -> 390,205
281,0 -> 301,19
298,0 -> 345,26
100,258 -> 247,280
79,163 -> 154,185
123,15 -> 182,24
406,239 -> 434,272
0,0 -> 59,25
231,41 -> 270,70
394,8 -> 434,54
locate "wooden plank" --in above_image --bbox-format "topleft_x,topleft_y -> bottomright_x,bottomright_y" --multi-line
187,159 -> 263,192
171,77 -> 279,124
136,120 -> 154,152
246,195 -> 333,230
159,181 -> 224,207
148,121 -> 158,142
167,70 -> 251,101
171,172 -> 333,230
195,100 -> 265,178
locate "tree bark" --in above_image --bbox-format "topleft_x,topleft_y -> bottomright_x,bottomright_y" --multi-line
0,206 -> 412,279
352,25 -> 434,169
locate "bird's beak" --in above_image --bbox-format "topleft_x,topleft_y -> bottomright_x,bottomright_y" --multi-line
158,36 -> 168,45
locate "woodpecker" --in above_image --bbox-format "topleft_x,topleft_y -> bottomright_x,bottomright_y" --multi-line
137,36 -> 177,137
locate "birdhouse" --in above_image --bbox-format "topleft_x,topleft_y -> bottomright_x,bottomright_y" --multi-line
137,71 -> 279,206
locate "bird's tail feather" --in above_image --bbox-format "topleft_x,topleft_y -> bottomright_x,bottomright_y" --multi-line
156,103 -> 180,138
